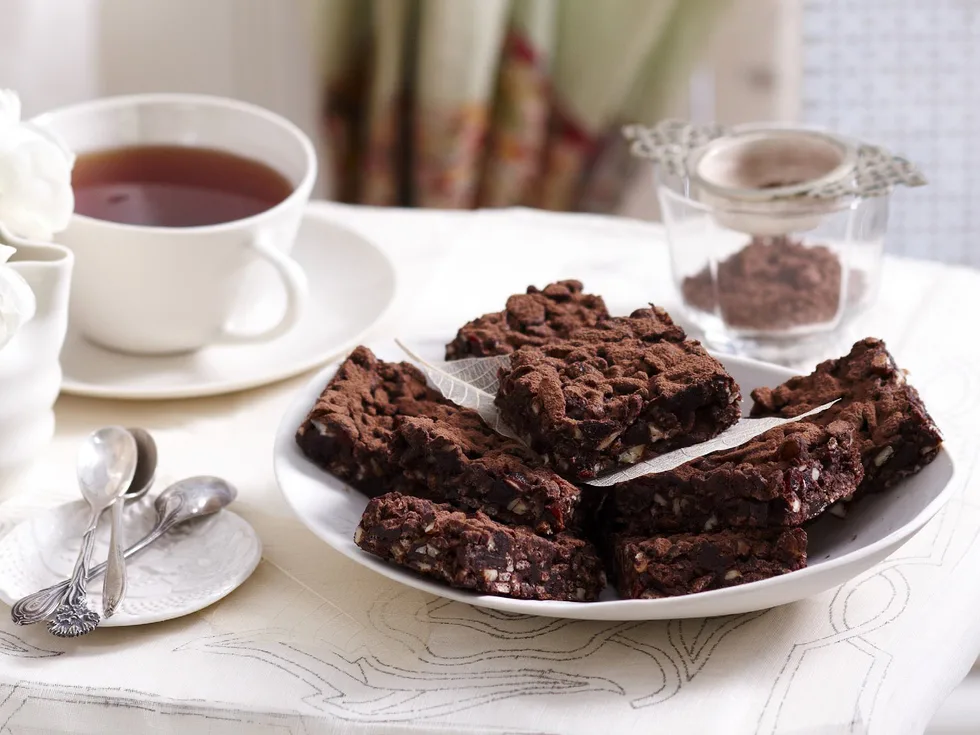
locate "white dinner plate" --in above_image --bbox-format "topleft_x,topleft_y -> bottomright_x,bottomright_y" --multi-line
273,340 -> 956,620
60,202 -> 397,400
0,500 -> 261,626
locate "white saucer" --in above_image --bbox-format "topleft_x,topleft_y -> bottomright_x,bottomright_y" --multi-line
60,204 -> 397,400
0,498 -> 262,627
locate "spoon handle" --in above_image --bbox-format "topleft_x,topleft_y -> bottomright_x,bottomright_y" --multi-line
61,511 -> 101,608
101,498 -> 127,618
10,520 -> 171,626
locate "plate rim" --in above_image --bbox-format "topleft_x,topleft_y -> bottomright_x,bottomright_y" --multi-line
273,342 -> 957,620
58,203 -> 399,401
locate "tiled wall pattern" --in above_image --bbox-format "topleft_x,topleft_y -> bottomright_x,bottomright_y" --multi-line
802,0 -> 978,265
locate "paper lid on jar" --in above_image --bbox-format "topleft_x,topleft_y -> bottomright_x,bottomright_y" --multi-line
622,120 -> 926,201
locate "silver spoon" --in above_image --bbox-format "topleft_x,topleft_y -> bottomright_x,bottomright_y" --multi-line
46,427 -> 138,638
11,476 -> 237,627
102,428 -> 158,619
124,428 -> 158,501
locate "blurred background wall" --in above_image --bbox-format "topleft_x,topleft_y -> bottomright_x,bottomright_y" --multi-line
0,0 -> 795,209
1,0 -> 974,266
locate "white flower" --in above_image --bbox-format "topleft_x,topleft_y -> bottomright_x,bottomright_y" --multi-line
0,89 -> 75,242
0,243 -> 36,351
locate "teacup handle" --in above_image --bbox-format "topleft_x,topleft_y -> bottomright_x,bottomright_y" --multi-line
216,233 -> 308,345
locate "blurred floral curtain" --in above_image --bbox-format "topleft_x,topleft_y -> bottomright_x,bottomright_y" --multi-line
321,0 -> 730,212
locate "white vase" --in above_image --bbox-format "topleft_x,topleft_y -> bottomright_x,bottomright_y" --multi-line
0,233 -> 73,476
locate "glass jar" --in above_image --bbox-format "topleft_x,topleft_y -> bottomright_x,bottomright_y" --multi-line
656,167 -> 888,364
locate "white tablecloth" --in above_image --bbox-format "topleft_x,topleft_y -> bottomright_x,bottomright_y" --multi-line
1,204 -> 978,735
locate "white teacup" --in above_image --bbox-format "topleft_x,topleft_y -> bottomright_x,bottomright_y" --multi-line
32,93 -> 315,355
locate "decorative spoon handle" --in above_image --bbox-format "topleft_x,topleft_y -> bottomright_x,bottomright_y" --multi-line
47,510 -> 103,637
64,521 -> 99,606
101,497 -> 127,618
11,521 -> 170,627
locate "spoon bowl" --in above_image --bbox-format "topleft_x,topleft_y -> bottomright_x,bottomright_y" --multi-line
125,428 -> 158,500
155,476 -> 237,521
76,427 -> 139,509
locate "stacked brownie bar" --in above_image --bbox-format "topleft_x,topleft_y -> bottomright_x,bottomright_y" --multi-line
297,345 -> 584,535
750,338 -> 942,495
495,307 -> 742,480
296,345 -> 433,499
602,421 -> 862,599
296,343 -> 605,601
601,338 -> 942,599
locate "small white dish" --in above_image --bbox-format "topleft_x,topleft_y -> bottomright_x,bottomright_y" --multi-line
0,499 -> 261,626
273,340 -> 956,621
60,203 -> 397,400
